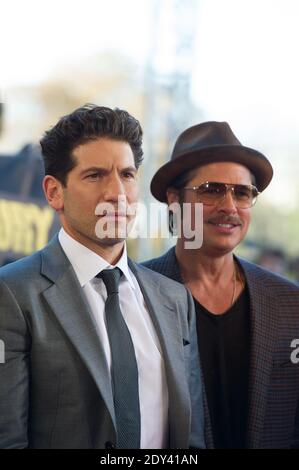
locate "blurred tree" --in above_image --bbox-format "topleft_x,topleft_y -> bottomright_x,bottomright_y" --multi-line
0,102 -> 3,136
237,194 -> 299,261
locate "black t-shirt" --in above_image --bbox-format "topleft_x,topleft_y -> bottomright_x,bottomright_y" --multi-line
194,287 -> 251,449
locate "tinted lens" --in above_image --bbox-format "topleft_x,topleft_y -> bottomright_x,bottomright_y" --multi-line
233,184 -> 258,207
197,182 -> 227,204
197,182 -> 258,207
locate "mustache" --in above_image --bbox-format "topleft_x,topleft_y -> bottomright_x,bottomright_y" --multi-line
206,215 -> 243,226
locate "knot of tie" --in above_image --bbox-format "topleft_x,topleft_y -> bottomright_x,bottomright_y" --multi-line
97,268 -> 122,295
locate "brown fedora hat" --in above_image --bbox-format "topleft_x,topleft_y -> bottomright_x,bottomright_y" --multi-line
150,121 -> 273,202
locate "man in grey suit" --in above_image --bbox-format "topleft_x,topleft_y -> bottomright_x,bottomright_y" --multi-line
0,105 -> 205,449
143,121 -> 299,449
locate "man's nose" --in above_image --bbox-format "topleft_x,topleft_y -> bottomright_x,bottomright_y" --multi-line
217,188 -> 238,212
103,175 -> 125,201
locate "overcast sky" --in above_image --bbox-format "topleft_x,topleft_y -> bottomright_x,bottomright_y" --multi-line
1,0 -> 298,139
1,0 -> 299,206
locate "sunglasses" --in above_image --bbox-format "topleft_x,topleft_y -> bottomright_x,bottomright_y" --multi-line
183,181 -> 259,208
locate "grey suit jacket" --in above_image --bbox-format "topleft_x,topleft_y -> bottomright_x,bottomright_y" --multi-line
143,246 -> 299,449
0,237 -> 205,449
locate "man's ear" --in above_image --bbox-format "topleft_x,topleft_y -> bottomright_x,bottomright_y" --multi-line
166,187 -> 180,205
43,175 -> 64,212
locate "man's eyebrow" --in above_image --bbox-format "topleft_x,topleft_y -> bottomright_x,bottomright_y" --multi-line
121,166 -> 138,173
80,166 -> 137,176
80,167 -> 107,176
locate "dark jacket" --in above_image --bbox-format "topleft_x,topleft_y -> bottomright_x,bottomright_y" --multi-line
143,246 -> 299,449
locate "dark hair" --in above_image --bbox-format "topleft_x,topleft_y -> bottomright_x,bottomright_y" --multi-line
168,168 -> 195,235
40,104 -> 143,185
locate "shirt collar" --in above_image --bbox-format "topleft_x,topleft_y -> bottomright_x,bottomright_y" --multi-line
58,228 -> 135,289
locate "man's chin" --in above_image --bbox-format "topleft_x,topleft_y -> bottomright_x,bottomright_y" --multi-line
95,220 -> 130,240
96,236 -> 126,246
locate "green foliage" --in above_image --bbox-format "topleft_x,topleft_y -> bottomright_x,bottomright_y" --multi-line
237,198 -> 299,263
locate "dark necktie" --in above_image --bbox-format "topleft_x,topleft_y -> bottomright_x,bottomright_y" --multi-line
97,268 -> 141,449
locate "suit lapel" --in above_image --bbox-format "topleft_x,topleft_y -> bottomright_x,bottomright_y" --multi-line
151,249 -> 215,448
160,247 -> 184,284
238,258 -> 279,448
40,236 -> 116,428
129,259 -> 190,448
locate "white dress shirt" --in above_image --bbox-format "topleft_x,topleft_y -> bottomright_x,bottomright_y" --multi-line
58,229 -> 169,449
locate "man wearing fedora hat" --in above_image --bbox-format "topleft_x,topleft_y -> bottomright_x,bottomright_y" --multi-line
143,121 -> 299,449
